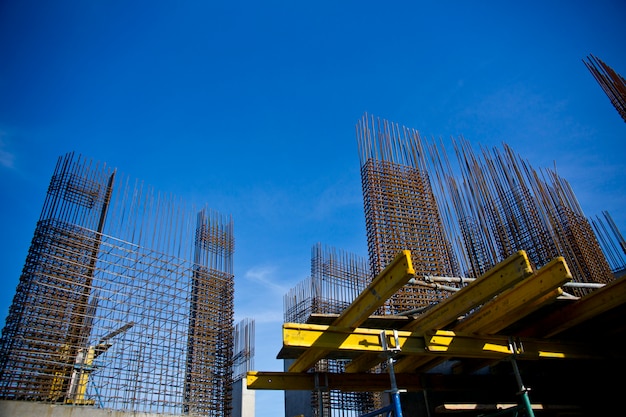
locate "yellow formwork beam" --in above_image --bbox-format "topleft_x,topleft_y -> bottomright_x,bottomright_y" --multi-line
283,323 -> 424,354
247,370 -> 521,392
287,250 -> 415,373
403,250 -> 533,333
247,371 -> 408,392
424,330 -> 601,360
282,323 -> 603,361
396,257 -> 571,373
455,256 -> 571,334
519,274 -> 626,338
346,251 -> 533,373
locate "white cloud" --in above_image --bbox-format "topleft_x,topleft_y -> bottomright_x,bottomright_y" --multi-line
235,309 -> 283,324
0,134 -> 15,169
244,265 -> 288,295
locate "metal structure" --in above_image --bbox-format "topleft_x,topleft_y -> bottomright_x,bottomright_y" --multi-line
0,152 -> 235,416
358,114 -> 614,304
253,250 -> 626,415
430,139 -> 615,296
591,211 -> 626,277
584,54 -> 626,123
284,243 -> 377,417
232,318 -> 255,383
274,114 -> 622,415
356,115 -> 460,313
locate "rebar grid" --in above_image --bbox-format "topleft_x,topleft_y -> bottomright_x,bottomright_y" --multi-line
284,244 -> 370,323
284,243 -> 378,417
0,153 -> 234,416
357,115 -> 615,310
357,114 -> 460,313
591,211 -> 626,275
232,318 -> 255,383
311,360 -> 378,417
429,138 -> 614,293
584,54 -> 626,123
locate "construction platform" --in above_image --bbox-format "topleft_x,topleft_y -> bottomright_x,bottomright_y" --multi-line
248,250 -> 626,416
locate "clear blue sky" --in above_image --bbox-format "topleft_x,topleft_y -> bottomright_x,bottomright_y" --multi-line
1,1 -> 624,415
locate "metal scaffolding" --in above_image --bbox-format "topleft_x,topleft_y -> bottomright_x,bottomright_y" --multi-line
284,243 -> 377,417
584,54 -> 626,123
0,152 -> 235,416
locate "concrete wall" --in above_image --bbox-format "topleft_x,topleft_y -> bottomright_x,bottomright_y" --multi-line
232,378 -> 255,417
0,400 -> 180,417
282,359 -> 312,417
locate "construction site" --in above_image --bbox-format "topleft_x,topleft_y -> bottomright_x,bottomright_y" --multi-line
0,153 -> 239,416
261,108 -> 626,417
0,54 -> 625,417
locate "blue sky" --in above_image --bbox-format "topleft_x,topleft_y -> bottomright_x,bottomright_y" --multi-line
1,1 -> 625,415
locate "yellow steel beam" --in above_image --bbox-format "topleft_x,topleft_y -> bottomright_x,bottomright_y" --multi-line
247,371 -> 512,392
519,274 -> 626,338
282,323 -> 605,361
346,251 -> 533,373
405,289 -> 565,373
283,322 -> 424,354
247,371 -> 406,392
403,251 -> 533,333
423,330 -> 601,360
392,256 -> 570,373
287,250 -> 415,372
455,257 -> 571,335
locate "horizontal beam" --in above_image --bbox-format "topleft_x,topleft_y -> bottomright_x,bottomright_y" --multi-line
282,323 -> 607,361
283,323 -> 424,355
346,251 -> 533,373
455,256 -> 571,334
435,403 -> 581,413
395,257 -> 571,373
246,371 -> 514,392
518,273 -> 626,338
287,250 -> 415,372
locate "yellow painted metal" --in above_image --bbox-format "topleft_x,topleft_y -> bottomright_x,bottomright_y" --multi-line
48,344 -> 71,401
346,251 -> 533,373
393,258 -> 569,373
282,323 -> 603,361
65,346 -> 98,405
455,257 -> 571,334
521,274 -> 626,338
424,330 -> 600,360
287,250 -> 415,372
404,251 -> 533,333
332,250 -> 415,328
247,371 -> 317,391
283,322 -> 424,354
247,371 -> 427,392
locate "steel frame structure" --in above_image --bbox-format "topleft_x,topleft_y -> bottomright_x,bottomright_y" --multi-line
357,115 -> 460,313
358,114 -> 614,303
0,152 -> 235,416
432,140 -> 615,295
584,54 -> 626,123
284,243 -> 377,417
232,318 -> 255,383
